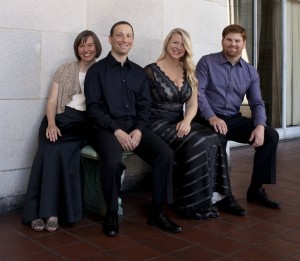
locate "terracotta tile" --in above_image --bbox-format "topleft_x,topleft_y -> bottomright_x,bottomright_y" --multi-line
292,252 -> 300,260
80,253 -> 121,261
123,224 -> 164,241
143,234 -> 190,253
0,227 -> 26,244
220,214 -> 262,228
201,235 -> 247,255
283,197 -> 300,207
9,251 -> 64,261
249,221 -> 292,236
272,214 -> 300,229
88,234 -> 136,251
171,215 -> 208,230
149,256 -> 179,261
290,210 -> 300,218
53,241 -> 102,260
0,239 -> 44,259
175,227 -> 218,243
216,257 -> 237,261
246,206 -> 284,220
0,222 -> 10,230
32,231 -> 80,248
279,230 -> 300,244
224,227 -> 270,244
171,245 -> 221,260
67,224 -> 102,239
199,219 -> 242,234
230,246 -> 282,261
256,238 -> 299,257
0,139 -> 300,261
111,242 -> 162,260
0,211 -> 23,227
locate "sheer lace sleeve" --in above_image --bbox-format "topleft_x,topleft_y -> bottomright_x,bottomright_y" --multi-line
144,65 -> 155,87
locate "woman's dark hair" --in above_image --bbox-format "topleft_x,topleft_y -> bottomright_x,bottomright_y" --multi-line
109,21 -> 134,37
222,24 -> 247,41
74,30 -> 102,60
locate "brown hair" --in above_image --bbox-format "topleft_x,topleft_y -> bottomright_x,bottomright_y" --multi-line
109,21 -> 134,37
73,30 -> 102,61
222,24 -> 247,41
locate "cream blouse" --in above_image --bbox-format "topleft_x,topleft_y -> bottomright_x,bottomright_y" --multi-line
53,60 -> 94,114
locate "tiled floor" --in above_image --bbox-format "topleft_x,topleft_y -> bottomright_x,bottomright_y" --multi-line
1,139 -> 300,261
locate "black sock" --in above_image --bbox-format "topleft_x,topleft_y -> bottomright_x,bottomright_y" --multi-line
152,204 -> 164,216
249,183 -> 262,191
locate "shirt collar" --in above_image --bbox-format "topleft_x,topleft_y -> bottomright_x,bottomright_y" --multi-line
219,51 -> 243,67
107,52 -> 131,68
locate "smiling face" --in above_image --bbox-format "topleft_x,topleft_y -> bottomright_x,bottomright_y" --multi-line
166,33 -> 186,60
77,36 -> 97,63
221,32 -> 245,60
109,24 -> 134,58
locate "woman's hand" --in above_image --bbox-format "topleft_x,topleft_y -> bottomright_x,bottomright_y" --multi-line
176,120 -> 191,138
46,123 -> 62,142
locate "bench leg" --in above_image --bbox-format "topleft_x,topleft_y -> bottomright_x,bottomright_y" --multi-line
118,170 -> 125,215
82,157 -> 126,216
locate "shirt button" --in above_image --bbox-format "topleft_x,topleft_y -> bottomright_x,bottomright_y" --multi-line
125,105 -> 128,108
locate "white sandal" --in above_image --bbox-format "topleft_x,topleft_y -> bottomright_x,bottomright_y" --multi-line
31,218 -> 45,232
45,217 -> 59,232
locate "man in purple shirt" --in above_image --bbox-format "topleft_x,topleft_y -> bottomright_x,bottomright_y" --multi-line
196,24 -> 279,216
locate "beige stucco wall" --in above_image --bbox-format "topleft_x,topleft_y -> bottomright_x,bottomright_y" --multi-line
0,0 -> 228,212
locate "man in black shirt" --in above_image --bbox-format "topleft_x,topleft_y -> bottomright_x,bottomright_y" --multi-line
85,21 -> 182,236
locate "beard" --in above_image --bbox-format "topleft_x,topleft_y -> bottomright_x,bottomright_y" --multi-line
223,47 -> 243,58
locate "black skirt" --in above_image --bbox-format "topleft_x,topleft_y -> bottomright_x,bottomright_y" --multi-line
150,118 -> 231,218
22,107 -> 87,224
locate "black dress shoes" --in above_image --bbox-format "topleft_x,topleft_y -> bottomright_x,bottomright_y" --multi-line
214,194 -> 246,216
148,213 -> 182,233
247,187 -> 280,209
103,212 -> 119,236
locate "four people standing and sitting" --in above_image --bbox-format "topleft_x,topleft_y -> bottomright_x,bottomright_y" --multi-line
23,23 -> 279,234
84,21 -> 182,236
196,24 -> 279,212
22,30 -> 102,232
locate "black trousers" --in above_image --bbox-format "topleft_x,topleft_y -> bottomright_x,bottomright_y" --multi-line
90,123 -> 174,212
198,113 -> 279,185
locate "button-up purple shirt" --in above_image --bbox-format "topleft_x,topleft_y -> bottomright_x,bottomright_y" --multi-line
196,51 -> 266,127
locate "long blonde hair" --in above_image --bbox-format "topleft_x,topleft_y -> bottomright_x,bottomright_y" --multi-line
157,28 -> 198,90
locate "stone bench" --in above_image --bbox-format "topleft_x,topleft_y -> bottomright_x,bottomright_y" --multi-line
81,145 -> 134,216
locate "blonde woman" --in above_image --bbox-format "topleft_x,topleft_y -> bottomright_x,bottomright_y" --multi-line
145,28 -> 243,219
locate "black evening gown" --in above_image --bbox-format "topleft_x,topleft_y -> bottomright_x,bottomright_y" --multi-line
145,63 -> 231,218
22,106 -> 86,224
